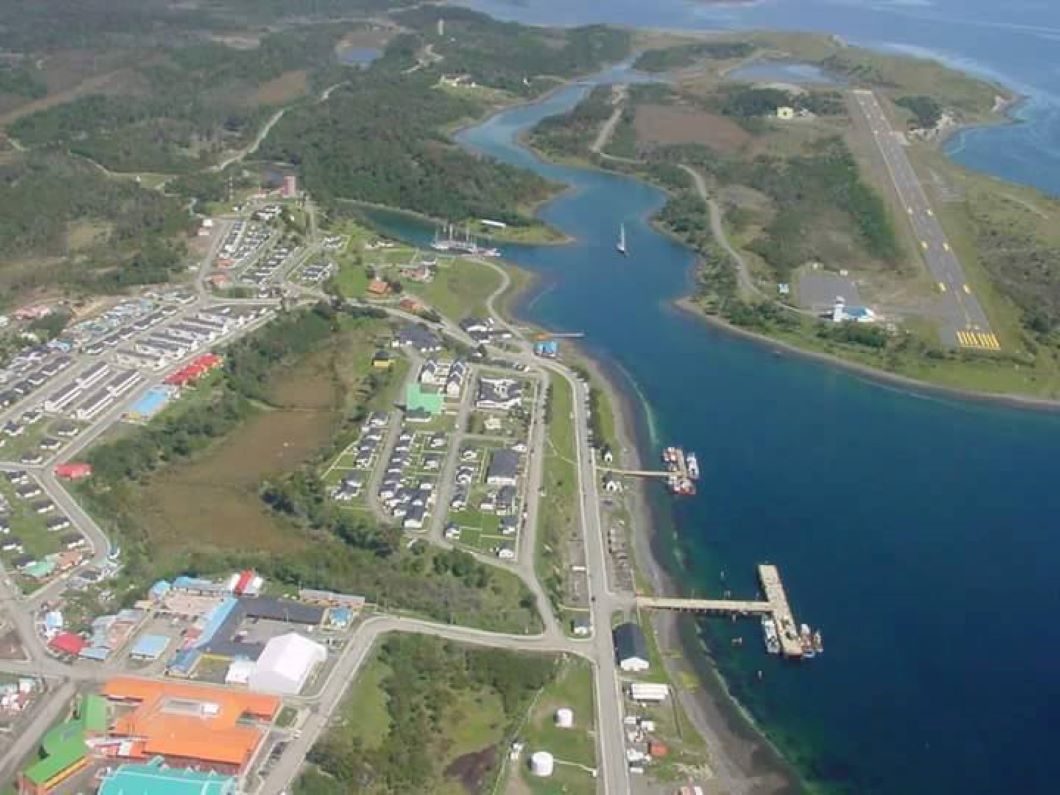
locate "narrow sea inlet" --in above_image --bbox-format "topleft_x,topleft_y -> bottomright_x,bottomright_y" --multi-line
370,74 -> 1060,794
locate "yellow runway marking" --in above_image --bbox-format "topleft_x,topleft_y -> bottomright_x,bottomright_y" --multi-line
957,331 -> 1001,351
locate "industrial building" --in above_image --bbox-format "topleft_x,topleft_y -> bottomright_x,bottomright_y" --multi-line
614,622 -> 650,672
247,632 -> 327,695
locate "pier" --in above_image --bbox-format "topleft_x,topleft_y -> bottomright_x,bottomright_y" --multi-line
602,445 -> 698,496
636,564 -> 807,658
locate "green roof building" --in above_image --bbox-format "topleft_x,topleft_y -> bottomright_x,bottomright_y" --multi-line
406,382 -> 443,416
20,695 -> 102,792
98,757 -> 237,795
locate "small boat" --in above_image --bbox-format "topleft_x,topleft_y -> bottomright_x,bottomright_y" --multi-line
799,623 -> 816,658
686,452 -> 700,480
616,223 -> 627,255
761,616 -> 780,654
812,630 -> 824,655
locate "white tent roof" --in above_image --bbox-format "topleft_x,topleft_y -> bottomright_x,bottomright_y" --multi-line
249,632 -> 326,694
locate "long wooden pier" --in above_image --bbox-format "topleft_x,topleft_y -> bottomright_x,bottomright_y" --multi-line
636,564 -> 806,658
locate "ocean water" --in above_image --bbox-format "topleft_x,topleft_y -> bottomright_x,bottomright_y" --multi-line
373,2 -> 1060,792
463,0 -> 1060,199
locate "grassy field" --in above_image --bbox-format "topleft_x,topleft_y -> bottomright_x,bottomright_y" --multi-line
536,373 -> 582,621
298,636 -> 557,795
513,656 -> 597,794
409,257 -> 504,321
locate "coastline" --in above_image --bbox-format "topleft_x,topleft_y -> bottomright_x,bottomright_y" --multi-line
495,254 -> 805,792
574,345 -> 803,795
672,296 -> 1060,413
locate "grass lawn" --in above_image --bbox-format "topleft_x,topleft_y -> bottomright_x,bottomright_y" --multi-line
338,653 -> 392,750
536,373 -> 579,610
408,257 -> 503,320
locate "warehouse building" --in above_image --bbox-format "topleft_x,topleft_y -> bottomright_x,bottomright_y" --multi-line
247,632 -> 327,695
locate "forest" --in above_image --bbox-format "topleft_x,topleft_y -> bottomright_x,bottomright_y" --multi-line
633,41 -> 755,72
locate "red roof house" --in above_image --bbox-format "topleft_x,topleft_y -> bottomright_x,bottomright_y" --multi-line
54,463 -> 92,480
49,632 -> 86,656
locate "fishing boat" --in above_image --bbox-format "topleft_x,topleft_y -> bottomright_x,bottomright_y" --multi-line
686,452 -> 700,480
812,630 -> 824,655
761,616 -> 780,654
616,223 -> 627,255
799,623 -> 816,658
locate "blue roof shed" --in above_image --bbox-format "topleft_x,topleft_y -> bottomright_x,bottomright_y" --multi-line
130,634 -> 170,660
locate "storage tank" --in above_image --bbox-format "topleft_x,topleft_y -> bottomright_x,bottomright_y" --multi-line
530,751 -> 555,777
555,707 -> 574,728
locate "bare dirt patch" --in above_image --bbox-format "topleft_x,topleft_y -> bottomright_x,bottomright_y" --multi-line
252,70 -> 309,106
634,103 -> 750,154
444,746 -> 497,793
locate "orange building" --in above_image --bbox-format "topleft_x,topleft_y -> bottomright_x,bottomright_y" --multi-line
102,678 -> 279,774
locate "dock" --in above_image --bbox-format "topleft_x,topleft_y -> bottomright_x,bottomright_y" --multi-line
602,445 -> 698,496
636,564 -> 807,658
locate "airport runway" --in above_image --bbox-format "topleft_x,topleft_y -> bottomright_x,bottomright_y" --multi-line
852,89 -> 1000,351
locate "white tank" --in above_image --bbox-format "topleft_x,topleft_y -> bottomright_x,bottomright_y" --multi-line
530,751 -> 555,777
555,707 -> 574,728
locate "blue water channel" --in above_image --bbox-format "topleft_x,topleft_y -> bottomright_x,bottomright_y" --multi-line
365,63 -> 1060,792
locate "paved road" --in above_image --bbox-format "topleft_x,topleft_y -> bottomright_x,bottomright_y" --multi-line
477,258 -> 633,795
852,89 -> 999,351
262,614 -> 586,794
0,679 -> 75,786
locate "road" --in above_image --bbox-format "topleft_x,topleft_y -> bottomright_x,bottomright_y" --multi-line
591,84 -> 628,154
263,615 -> 586,794
679,165 -> 761,300
852,89 -> 999,351
0,240 -> 634,793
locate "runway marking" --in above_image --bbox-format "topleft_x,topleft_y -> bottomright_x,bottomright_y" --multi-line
943,242 -> 951,252
962,284 -> 971,295
938,282 -> 946,292
921,240 -> 929,250
956,330 -> 1001,351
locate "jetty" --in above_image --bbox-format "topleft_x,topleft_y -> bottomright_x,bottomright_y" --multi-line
603,445 -> 698,496
637,564 -> 808,658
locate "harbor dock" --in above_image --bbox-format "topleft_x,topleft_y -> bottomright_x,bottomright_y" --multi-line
637,564 -> 809,658
603,445 -> 699,496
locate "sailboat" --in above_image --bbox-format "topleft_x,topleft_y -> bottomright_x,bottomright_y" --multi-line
616,223 -> 627,256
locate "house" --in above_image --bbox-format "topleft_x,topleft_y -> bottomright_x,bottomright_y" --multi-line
776,105 -> 796,120
499,516 -> 518,536
603,473 -> 623,493
367,278 -> 391,296
403,505 -> 426,530
613,622 -> 650,672
419,359 -> 441,385
1,537 -> 23,552
496,485 -> 517,516
444,525 -> 461,540
54,462 -> 92,480
476,377 -> 523,411
571,617 -> 592,637
600,446 -> 614,465
496,545 -> 515,560
393,324 -> 442,354
61,533 -> 86,550
371,350 -> 394,370
406,407 -> 433,424
46,516 -> 71,532
486,449 -> 519,487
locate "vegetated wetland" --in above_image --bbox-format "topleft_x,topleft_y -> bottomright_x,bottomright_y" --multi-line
139,343 -> 344,556
79,305 -> 541,634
